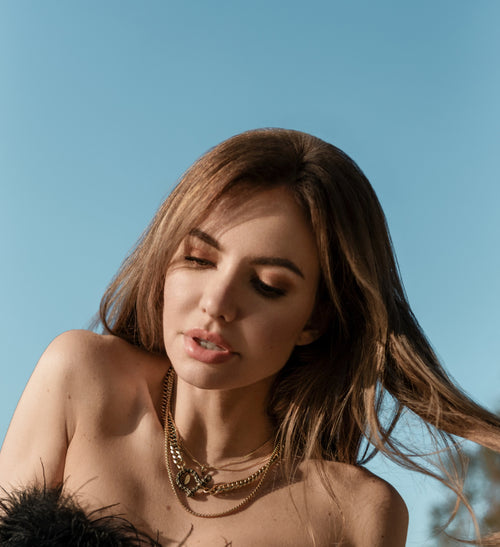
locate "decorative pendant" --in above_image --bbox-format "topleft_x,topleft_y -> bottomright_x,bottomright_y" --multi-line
175,468 -> 213,497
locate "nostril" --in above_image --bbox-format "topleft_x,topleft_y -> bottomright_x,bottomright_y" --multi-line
201,300 -> 236,323
199,279 -> 238,322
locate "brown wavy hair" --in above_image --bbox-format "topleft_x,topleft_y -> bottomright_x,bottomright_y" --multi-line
98,128 -> 500,543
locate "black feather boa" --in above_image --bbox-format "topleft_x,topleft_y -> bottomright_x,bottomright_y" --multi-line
0,483 -> 162,546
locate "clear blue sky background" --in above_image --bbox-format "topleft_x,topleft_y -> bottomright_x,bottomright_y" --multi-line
1,2 -> 499,545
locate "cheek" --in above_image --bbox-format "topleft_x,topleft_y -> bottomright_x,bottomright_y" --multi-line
254,308 -> 309,355
162,273 -> 197,328
164,272 -> 195,305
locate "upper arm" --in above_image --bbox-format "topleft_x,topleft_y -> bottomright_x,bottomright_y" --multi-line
0,331 -> 80,491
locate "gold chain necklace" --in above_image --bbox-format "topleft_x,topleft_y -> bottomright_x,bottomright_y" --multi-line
181,434 -> 274,473
161,368 -> 281,518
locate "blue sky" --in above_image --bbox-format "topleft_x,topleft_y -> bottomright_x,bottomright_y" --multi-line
1,1 -> 499,544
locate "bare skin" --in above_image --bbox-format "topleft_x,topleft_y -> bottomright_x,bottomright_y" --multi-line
0,189 -> 408,545
0,331 -> 407,546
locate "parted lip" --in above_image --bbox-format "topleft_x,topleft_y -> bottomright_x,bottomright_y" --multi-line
183,328 -> 235,353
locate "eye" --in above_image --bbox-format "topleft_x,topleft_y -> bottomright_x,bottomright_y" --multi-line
184,255 -> 214,267
251,276 -> 286,299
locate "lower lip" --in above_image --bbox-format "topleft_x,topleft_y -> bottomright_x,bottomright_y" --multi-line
183,335 -> 236,364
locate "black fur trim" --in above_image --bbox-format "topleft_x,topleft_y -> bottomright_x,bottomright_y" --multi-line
0,483 -> 162,546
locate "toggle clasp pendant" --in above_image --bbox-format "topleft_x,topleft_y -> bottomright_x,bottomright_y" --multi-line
175,468 -> 213,497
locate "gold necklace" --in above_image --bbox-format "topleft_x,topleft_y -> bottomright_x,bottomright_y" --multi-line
181,434 -> 274,473
167,414 -> 280,496
161,368 -> 281,518
160,372 -> 272,470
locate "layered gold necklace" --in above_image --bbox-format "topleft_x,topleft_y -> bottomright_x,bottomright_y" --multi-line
161,368 -> 281,518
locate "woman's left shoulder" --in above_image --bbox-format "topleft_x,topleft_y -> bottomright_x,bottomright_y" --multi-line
335,462 -> 406,506
302,460 -> 408,546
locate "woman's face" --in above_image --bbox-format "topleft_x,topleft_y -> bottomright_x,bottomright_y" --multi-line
162,186 -> 320,391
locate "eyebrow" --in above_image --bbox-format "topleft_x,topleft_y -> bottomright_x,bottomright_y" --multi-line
189,229 -> 220,250
188,228 -> 305,279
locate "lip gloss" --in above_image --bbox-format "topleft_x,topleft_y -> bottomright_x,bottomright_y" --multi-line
183,328 -> 236,364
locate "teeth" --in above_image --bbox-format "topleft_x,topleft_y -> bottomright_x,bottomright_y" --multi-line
197,339 -> 224,351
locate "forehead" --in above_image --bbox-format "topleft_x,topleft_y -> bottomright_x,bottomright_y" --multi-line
199,187 -> 306,235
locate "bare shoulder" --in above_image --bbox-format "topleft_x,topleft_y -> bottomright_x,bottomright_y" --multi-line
30,331 -> 130,410
41,329 -> 165,386
30,329 -> 124,380
40,329 -> 137,371
336,463 -> 408,547
41,330 -> 168,422
0,330 -> 167,490
301,461 -> 408,547
0,330 -> 110,488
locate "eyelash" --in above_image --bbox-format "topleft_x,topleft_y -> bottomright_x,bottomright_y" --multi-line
184,255 -> 213,267
183,255 -> 286,299
251,277 -> 286,298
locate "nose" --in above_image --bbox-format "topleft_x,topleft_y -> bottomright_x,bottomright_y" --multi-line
199,272 -> 238,323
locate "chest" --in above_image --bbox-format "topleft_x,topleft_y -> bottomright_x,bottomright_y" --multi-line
63,425 -> 340,546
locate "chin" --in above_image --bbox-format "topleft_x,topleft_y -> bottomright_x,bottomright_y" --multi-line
173,361 -> 240,390
173,360 -> 278,393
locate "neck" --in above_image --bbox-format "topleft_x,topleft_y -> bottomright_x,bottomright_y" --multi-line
169,371 -> 276,467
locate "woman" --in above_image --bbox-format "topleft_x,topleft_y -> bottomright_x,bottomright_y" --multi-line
0,128 -> 499,546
